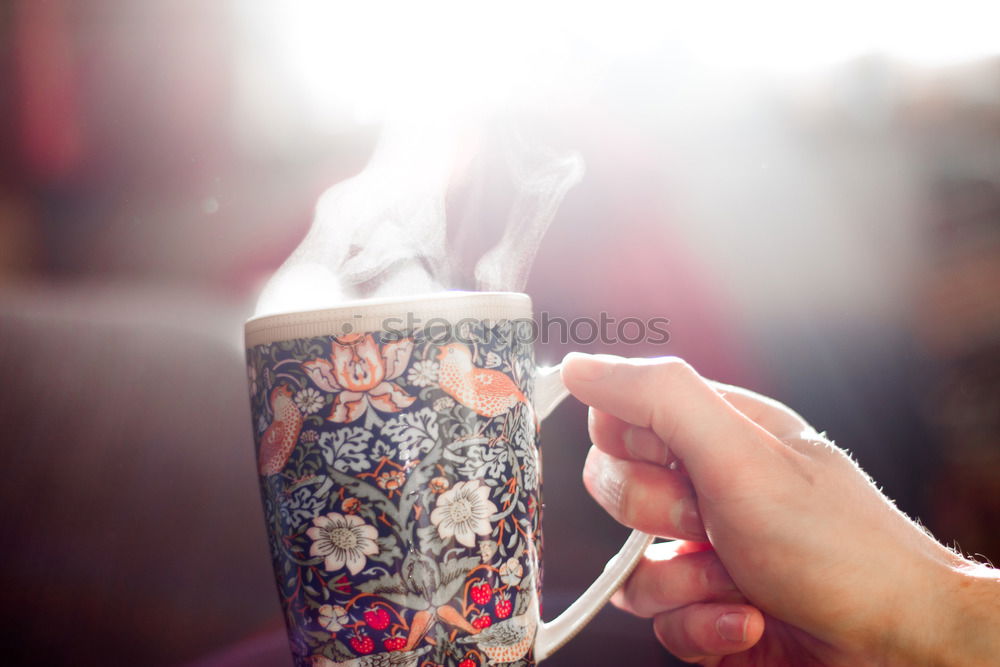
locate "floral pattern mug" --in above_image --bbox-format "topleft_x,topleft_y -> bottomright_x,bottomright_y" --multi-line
245,292 -> 652,667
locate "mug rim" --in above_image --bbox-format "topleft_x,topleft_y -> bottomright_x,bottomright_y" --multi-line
244,290 -> 533,347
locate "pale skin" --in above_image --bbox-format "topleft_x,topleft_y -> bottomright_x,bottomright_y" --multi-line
560,353 -> 1000,666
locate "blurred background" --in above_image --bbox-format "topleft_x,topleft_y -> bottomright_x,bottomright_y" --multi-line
1,1 -> 998,665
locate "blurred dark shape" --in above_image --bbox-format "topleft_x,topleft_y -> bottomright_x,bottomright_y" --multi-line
919,177 -> 1000,562
0,285 -> 278,665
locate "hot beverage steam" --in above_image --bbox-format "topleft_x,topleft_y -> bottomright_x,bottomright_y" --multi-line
254,119 -> 583,317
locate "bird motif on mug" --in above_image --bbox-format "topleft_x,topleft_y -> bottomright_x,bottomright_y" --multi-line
257,384 -> 304,476
456,607 -> 537,665
436,343 -> 531,421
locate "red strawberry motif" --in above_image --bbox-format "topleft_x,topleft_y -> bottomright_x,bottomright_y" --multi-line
472,614 -> 492,630
350,632 -> 375,655
329,573 -> 352,595
383,635 -> 406,652
363,607 -> 391,631
458,659 -> 477,667
470,581 -> 493,606
494,592 -> 512,619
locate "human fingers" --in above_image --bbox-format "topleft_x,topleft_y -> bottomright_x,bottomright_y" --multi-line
582,447 -> 706,540
587,376 -> 816,469
652,603 -> 765,663
588,407 -> 676,466
563,354 -> 780,498
610,542 -> 744,618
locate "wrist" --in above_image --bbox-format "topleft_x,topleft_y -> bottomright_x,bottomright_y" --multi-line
929,560 -> 1000,666
879,554 -> 1000,667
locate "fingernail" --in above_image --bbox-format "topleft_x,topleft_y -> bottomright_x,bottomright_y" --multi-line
586,452 -> 624,513
597,464 -> 625,514
564,353 -> 621,381
716,612 -> 749,643
623,426 -> 667,465
671,497 -> 704,538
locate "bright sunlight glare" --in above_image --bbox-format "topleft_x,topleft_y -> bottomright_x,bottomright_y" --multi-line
237,0 -> 1000,123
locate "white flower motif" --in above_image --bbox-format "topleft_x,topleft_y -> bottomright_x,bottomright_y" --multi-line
294,387 -> 324,415
485,351 -> 502,368
318,604 -> 349,632
500,556 -> 524,586
430,480 -> 498,547
433,396 -> 455,412
406,360 -> 439,388
307,512 -> 379,575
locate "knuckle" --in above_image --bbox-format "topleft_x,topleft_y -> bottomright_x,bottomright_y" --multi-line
694,552 -> 718,591
780,436 -> 856,486
650,356 -> 697,386
644,359 -> 698,439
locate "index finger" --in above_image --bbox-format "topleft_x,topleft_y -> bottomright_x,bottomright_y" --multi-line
561,353 -> 780,499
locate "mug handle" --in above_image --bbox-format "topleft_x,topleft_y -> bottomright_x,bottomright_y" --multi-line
531,365 -> 655,661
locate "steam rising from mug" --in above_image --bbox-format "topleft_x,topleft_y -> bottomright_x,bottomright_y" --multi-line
253,120 -> 583,318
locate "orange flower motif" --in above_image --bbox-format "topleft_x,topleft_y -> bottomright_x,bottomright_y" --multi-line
302,333 -> 416,423
342,497 -> 361,514
428,476 -> 450,494
376,470 -> 406,492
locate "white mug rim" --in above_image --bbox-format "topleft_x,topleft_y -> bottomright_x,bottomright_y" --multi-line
244,290 -> 533,348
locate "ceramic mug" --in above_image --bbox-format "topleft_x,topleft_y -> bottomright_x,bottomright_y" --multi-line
244,291 -> 652,667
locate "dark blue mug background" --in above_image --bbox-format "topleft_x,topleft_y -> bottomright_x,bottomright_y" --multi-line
247,320 -> 543,667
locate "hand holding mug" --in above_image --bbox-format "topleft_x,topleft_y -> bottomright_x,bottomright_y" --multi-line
561,353 -> 1000,666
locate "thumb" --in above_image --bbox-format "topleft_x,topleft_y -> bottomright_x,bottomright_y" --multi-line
561,353 -> 779,500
